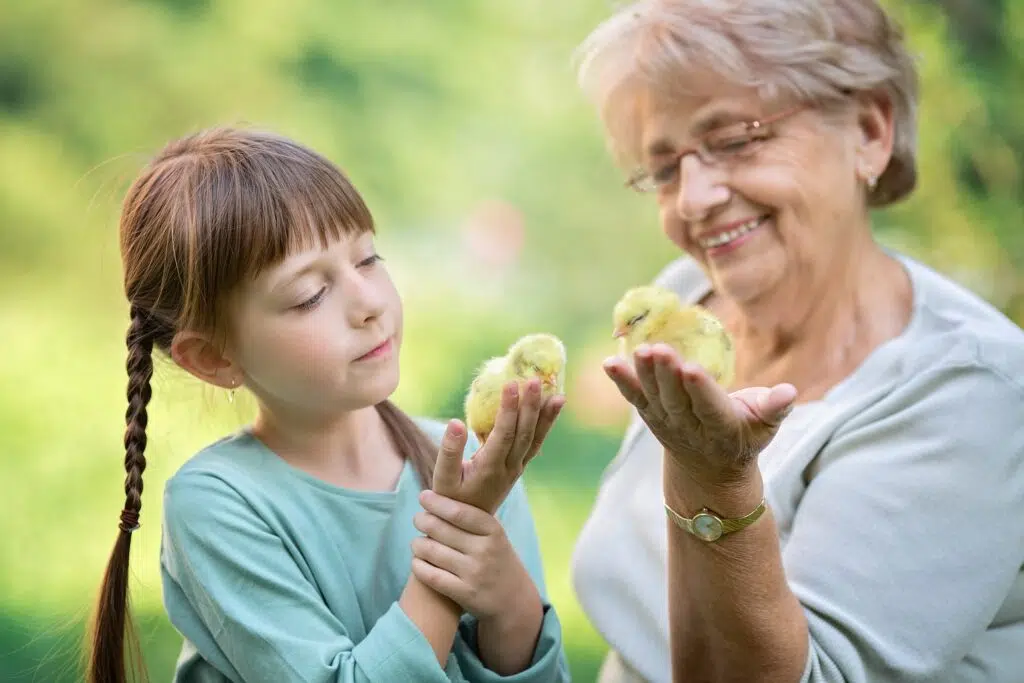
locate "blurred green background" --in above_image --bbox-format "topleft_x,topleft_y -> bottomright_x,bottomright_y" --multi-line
0,1 -> 1020,681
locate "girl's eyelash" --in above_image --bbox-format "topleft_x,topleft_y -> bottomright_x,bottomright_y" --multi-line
295,287 -> 326,311
292,255 -> 381,311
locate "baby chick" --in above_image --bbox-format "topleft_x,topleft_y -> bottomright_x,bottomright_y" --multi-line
612,285 -> 735,387
464,333 -> 567,443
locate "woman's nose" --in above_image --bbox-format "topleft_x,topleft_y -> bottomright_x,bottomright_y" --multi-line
675,155 -> 730,222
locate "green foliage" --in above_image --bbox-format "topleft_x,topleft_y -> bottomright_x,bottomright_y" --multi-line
0,1 -> 1020,681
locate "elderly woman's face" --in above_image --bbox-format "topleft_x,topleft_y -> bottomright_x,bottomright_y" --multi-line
637,87 -> 872,305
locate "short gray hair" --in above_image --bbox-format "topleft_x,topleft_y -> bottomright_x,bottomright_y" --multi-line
574,0 -> 920,206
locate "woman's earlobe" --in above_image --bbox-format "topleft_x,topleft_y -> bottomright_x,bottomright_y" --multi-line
852,102 -> 894,194
856,161 -> 879,191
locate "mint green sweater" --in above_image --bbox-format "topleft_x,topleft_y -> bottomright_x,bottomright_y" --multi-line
159,419 -> 569,682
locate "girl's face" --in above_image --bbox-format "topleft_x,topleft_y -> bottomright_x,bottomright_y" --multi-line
226,231 -> 403,420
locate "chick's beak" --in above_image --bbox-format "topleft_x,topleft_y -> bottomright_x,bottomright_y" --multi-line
612,326 -> 627,339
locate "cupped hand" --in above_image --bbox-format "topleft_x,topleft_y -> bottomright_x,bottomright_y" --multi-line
604,343 -> 796,484
432,378 -> 565,514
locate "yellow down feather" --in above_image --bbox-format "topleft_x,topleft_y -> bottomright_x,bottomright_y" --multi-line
612,285 -> 735,387
464,333 -> 566,443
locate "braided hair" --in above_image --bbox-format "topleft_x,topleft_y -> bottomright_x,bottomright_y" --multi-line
86,127 -> 438,683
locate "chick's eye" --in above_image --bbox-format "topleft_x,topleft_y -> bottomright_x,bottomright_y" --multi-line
627,312 -> 648,327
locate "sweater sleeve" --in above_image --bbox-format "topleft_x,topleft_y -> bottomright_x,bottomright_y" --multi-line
161,472 -> 452,683
785,362 -> 1024,682
451,478 -> 572,682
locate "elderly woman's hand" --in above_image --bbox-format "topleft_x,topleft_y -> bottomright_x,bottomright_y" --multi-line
604,343 -> 797,485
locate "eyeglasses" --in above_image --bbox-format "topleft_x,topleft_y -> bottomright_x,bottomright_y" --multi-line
624,106 -> 805,193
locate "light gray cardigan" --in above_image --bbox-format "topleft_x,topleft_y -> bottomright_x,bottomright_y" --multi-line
570,253 -> 1024,682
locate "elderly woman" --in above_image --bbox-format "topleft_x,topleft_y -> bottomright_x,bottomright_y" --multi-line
568,2 -> 1024,682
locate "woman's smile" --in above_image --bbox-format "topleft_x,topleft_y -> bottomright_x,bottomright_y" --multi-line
697,214 -> 770,257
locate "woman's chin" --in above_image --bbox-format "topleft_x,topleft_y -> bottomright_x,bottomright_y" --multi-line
706,246 -> 788,303
709,267 -> 778,307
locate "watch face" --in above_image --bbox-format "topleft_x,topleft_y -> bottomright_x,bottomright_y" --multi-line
693,513 -> 723,542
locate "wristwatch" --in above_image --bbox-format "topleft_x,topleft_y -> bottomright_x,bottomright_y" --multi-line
664,497 -> 767,542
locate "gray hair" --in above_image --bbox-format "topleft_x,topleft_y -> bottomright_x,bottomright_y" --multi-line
574,0 -> 919,206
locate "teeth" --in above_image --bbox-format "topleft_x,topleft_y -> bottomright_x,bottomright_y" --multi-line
699,217 -> 764,249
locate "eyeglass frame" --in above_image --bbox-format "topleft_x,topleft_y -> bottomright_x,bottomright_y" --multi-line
624,105 -> 807,193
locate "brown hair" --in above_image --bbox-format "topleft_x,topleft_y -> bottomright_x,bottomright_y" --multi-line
87,127 -> 438,683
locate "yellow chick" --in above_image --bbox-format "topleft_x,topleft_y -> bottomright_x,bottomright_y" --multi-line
464,333 -> 567,443
612,285 -> 735,387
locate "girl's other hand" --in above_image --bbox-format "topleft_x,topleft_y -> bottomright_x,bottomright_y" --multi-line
410,491 -> 539,622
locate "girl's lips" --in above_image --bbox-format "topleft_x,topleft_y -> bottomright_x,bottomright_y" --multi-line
355,338 -> 393,361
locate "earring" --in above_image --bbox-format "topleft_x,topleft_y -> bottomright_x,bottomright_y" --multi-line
866,173 -> 878,191
228,378 -> 237,404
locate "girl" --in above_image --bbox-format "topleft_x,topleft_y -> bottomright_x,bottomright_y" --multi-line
87,127 -> 570,683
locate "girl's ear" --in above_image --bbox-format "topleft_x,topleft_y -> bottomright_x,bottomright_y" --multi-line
170,330 -> 241,389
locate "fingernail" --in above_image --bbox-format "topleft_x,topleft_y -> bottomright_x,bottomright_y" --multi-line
442,426 -> 462,448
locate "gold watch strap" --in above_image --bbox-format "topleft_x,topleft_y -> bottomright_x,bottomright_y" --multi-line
664,497 -> 767,542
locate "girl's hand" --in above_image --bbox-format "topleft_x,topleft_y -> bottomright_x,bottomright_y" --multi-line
432,378 -> 564,515
604,343 -> 796,485
411,491 -> 544,675
410,490 -> 541,624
